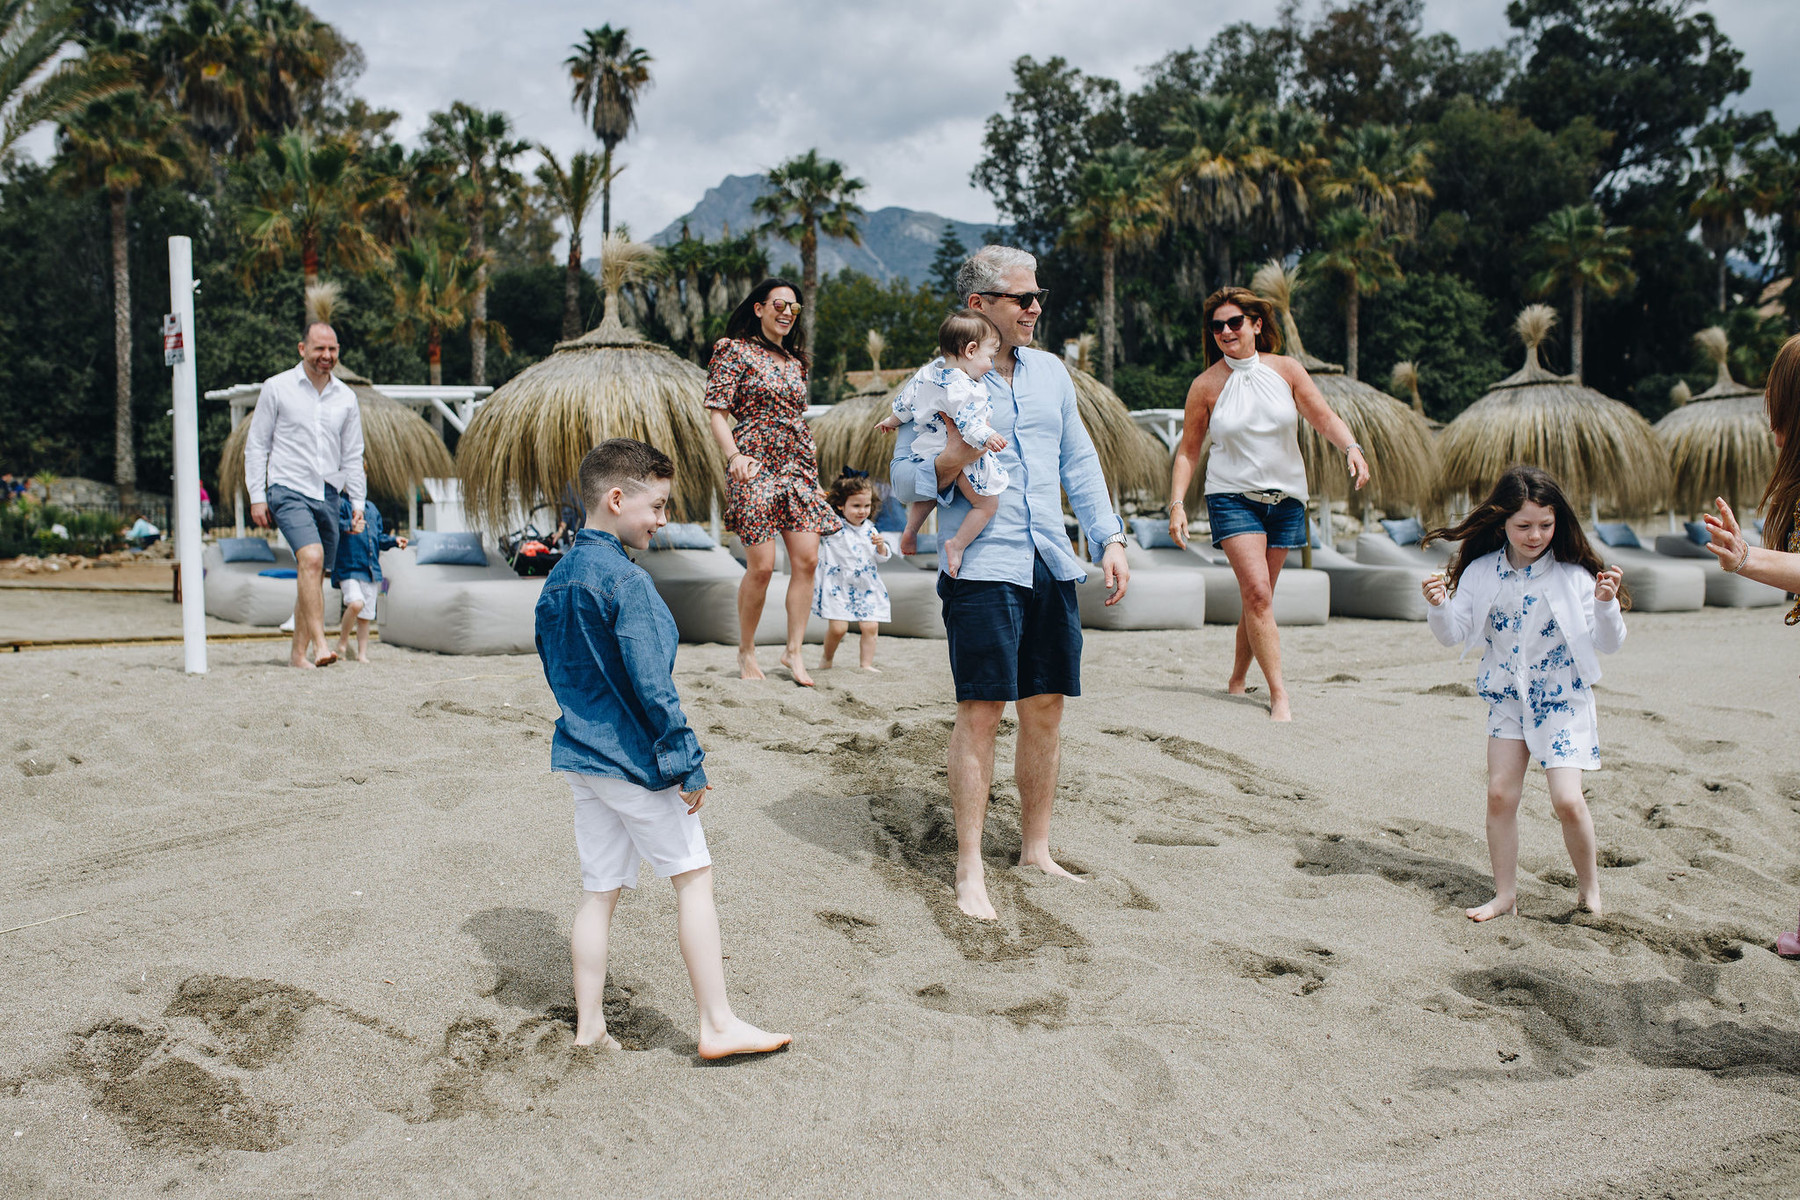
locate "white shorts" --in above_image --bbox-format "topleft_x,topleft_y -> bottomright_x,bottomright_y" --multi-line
566,771 -> 710,893
339,578 -> 378,621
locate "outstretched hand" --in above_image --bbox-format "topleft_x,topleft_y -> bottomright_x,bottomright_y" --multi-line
1702,497 -> 1747,569
1594,565 -> 1624,604
983,433 -> 1008,452
875,415 -> 902,432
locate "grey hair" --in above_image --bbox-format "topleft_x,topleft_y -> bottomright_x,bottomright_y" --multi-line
955,245 -> 1037,301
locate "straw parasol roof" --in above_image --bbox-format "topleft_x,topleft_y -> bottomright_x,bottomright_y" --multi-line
1250,261 -> 1440,515
217,362 -> 455,509
1654,326 -> 1775,515
455,235 -> 725,532
1433,305 -> 1670,516
810,356 -> 1168,499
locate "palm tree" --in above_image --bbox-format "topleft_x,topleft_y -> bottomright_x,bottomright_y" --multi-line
1159,93 -> 1263,290
55,85 -> 189,508
565,25 -> 651,237
389,237 -> 488,387
1689,119 -> 1766,313
753,149 -> 866,345
1321,122 -> 1434,237
423,102 -> 529,385
1527,204 -> 1635,381
536,146 -> 606,340
0,0 -> 129,157
1064,144 -> 1170,387
241,127 -> 391,315
1303,206 -> 1401,381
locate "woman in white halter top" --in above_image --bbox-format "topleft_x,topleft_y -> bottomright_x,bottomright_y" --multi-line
1166,287 -> 1370,721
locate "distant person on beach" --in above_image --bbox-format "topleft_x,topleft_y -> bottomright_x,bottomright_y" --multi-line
534,437 -> 790,1059
1422,465 -> 1628,921
1699,332 -> 1800,958
813,472 -> 891,672
706,278 -> 840,686
878,308 -> 1010,576
331,496 -> 405,663
888,244 -> 1129,922
244,322 -> 366,669
1166,287 -> 1369,721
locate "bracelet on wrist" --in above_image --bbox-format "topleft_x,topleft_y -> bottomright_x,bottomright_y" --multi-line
1728,544 -> 1750,574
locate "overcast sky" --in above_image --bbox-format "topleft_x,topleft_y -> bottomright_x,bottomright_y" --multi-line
83,2 -> 1800,240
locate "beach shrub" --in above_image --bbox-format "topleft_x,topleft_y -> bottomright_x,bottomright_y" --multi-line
0,504 -> 125,558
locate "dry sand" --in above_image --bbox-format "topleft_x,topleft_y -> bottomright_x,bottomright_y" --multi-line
3,590 -> 1799,1198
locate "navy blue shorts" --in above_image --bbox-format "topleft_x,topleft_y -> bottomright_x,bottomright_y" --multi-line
937,554 -> 1081,702
1206,492 -> 1307,550
268,483 -> 340,566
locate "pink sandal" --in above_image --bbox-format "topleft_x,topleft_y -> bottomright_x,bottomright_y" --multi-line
1778,908 -> 1800,959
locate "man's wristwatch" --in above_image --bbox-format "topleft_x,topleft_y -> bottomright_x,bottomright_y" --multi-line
1100,532 -> 1128,552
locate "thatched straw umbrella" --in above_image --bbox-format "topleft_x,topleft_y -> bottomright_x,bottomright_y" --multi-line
1250,261 -> 1439,521
455,234 -> 725,532
1433,305 -> 1670,517
1654,326 -> 1775,516
217,362 -> 455,513
810,357 -> 1167,502
1669,379 -> 1692,408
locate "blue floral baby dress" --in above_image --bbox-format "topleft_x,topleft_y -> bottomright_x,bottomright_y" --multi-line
1475,551 -> 1600,769
812,521 -> 892,622
890,360 -> 1009,497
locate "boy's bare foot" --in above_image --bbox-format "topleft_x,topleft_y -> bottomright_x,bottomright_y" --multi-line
779,650 -> 814,687
334,639 -> 350,659
738,651 -> 765,680
943,539 -> 966,578
697,1017 -> 791,1061
860,664 -> 881,673
1269,693 -> 1292,722
900,530 -> 918,556
1466,895 -> 1517,922
818,658 -> 835,671
954,862 -> 997,920
1226,676 -> 1248,695
354,652 -> 370,664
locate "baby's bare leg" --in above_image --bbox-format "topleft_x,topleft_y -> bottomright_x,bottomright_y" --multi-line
858,621 -> 880,670
821,619 -> 848,668
941,478 -> 999,578
571,888 -> 623,1048
899,500 -> 933,556
671,866 -> 791,1059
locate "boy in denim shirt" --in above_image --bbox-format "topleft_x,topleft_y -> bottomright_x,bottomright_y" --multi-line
535,438 -> 790,1060
331,495 -> 406,662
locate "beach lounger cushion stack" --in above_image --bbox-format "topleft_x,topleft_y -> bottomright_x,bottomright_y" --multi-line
1653,530 -> 1785,608
378,537 -> 543,655
1589,525 -> 1705,612
1307,543 -> 1429,620
636,543 -> 829,645
1125,527 -> 1328,626
202,540 -> 342,627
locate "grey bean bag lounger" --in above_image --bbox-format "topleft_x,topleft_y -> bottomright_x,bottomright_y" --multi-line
1653,534 -> 1785,608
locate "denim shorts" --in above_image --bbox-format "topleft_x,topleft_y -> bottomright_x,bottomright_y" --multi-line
268,483 -> 340,566
1206,492 -> 1307,550
937,553 -> 1081,702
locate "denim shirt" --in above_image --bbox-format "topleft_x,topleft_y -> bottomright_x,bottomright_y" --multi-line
889,346 -> 1123,586
330,496 -> 398,586
535,529 -> 707,792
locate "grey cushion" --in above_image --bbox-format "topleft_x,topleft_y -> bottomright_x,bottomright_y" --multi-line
1594,522 -> 1642,549
201,542 -> 341,627
415,530 -> 487,566
1379,516 -> 1425,546
219,536 -> 276,563
647,522 -> 716,551
1132,516 -> 1181,550
1684,520 -> 1711,546
1308,545 -> 1428,620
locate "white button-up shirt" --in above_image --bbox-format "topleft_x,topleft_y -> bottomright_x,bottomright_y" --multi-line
243,363 -> 366,508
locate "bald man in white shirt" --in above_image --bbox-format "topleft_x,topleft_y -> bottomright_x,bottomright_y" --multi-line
245,322 -> 367,668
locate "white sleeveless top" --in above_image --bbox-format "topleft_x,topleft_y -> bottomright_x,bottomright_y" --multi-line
1204,352 -> 1310,499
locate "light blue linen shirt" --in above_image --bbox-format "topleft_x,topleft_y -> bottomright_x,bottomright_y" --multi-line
889,346 -> 1123,586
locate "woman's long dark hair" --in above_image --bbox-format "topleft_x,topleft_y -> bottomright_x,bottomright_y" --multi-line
1424,464 -> 1631,609
1761,332 -> 1800,550
723,277 -> 809,372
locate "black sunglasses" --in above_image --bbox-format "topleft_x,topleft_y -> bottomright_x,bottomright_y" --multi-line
1209,314 -> 1249,334
978,289 -> 1049,309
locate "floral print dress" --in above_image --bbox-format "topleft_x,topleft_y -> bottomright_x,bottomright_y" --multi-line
705,338 -> 841,546
812,520 -> 892,622
890,360 -> 1009,497
1475,551 -> 1600,770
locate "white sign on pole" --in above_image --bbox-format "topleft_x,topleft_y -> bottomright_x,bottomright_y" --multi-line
163,313 -> 184,365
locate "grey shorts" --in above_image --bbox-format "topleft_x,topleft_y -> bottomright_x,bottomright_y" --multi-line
268,484 -> 339,565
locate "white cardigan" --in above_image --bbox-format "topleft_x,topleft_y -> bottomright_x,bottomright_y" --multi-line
1427,549 -> 1627,685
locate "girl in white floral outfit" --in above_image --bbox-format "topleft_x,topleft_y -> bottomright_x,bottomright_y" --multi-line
813,474 -> 893,671
1421,465 -> 1628,923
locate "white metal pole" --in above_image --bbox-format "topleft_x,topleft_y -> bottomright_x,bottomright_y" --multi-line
169,236 -> 206,674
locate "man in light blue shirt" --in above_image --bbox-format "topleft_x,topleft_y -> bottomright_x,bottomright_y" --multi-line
890,245 -> 1129,922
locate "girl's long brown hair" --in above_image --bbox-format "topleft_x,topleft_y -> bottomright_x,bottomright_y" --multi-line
1201,287 -> 1282,365
1424,464 -> 1631,609
1761,333 -> 1800,550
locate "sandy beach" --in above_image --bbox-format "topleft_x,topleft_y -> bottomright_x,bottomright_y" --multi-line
3,590 -> 1799,1198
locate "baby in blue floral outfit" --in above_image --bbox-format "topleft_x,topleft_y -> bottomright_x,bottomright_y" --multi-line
878,309 -> 1010,577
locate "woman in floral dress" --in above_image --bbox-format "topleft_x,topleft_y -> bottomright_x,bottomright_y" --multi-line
706,278 -> 840,685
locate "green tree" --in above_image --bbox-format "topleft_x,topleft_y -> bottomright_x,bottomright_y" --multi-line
389,236 -> 481,386
240,127 -> 391,312
1064,144 -> 1170,387
1303,204 -> 1401,380
1687,115 -> 1770,312
1321,120 -> 1434,236
535,147 -> 605,340
1527,203 -> 1634,381
753,149 -> 866,346
54,82 -> 189,507
972,55 -> 1124,251
810,269 -> 948,388
929,222 -> 967,299
1158,93 -> 1266,291
565,24 -> 651,237
423,102 -> 528,385
0,0 -> 129,157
